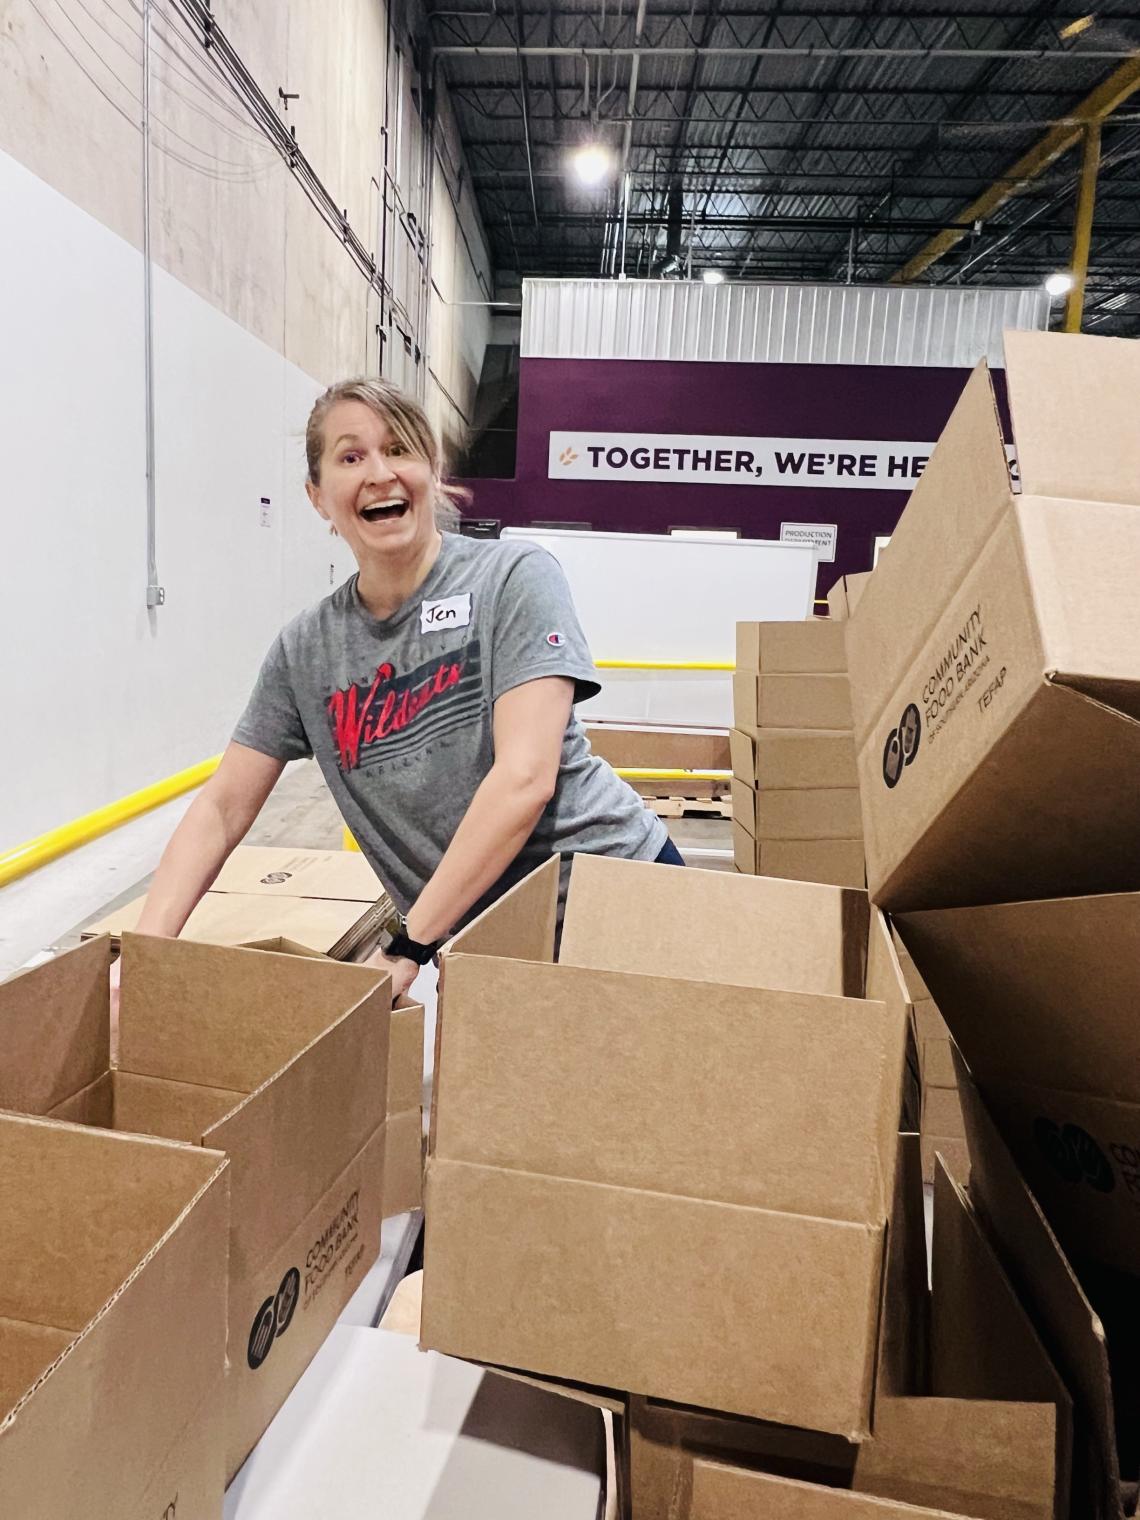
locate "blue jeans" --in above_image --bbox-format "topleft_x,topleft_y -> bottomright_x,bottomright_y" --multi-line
654,837 -> 687,867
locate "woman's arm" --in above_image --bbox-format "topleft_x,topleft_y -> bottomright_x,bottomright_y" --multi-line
376,676 -> 573,989
135,742 -> 286,937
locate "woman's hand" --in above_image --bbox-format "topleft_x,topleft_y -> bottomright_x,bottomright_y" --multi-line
366,949 -> 419,1002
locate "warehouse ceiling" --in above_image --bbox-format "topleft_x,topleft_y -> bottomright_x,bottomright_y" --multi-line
426,1 -> 1140,334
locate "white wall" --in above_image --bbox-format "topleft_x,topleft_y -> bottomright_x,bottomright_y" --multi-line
0,0 -> 493,851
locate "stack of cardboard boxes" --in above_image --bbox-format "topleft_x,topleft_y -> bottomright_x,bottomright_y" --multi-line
418,853 -> 1074,1519
729,619 -> 864,886
0,931 -> 403,1511
845,329 -> 1140,1520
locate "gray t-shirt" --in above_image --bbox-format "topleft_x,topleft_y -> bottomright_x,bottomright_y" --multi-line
234,532 -> 667,918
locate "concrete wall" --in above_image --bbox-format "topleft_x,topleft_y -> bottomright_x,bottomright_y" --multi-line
0,0 -> 492,850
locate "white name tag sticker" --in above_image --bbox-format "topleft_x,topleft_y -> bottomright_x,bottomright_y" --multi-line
420,593 -> 472,634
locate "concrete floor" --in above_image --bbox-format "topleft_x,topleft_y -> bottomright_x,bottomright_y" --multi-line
1,760 -> 731,976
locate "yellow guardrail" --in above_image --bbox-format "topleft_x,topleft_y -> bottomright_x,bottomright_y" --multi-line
3,652 -> 756,888
0,755 -> 223,891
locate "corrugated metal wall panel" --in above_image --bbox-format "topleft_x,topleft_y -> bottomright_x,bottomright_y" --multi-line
521,279 -> 1050,367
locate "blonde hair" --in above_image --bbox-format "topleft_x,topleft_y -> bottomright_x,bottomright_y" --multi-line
305,378 -> 467,530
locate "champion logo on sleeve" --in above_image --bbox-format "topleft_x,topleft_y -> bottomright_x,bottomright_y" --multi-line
546,631 -> 565,647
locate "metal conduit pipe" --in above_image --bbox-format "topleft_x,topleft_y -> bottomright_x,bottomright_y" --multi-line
434,44 -> 1140,60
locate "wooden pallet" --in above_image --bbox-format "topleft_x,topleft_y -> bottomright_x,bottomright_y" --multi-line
642,794 -> 732,820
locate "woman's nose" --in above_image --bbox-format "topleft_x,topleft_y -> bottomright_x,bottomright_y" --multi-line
365,451 -> 398,484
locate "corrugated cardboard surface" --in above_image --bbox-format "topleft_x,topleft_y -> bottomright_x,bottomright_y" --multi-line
922,1086 -> 965,1138
827,573 -> 872,624
757,838 -> 867,889
0,934 -> 391,1481
730,727 -> 859,789
385,1001 -> 425,1216
586,724 -> 730,771
848,333 -> 1140,911
898,892 -> 1140,1275
755,788 -> 864,841
0,1114 -> 229,1520
210,846 -> 384,901
684,1462 -> 983,1518
84,890 -> 369,957
731,817 -> 755,874
755,674 -> 854,732
424,856 -> 907,1438
736,620 -> 848,674
955,1065 -> 1125,1520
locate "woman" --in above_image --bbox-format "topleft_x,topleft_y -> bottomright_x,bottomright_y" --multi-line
126,379 -> 681,1000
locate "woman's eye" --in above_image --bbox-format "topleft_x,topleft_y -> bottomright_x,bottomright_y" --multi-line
387,444 -> 405,457
340,452 -> 361,465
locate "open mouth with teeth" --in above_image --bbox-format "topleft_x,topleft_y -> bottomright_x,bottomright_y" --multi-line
360,500 -> 410,523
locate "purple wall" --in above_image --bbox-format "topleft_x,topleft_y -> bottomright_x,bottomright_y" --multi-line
459,357 -> 1002,596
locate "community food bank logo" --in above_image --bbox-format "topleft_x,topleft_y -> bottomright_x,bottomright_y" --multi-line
1034,1118 -> 1114,1193
247,1267 -> 301,1371
882,703 -> 922,788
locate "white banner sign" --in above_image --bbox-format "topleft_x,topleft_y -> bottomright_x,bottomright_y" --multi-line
780,521 -> 837,563
549,431 -> 936,491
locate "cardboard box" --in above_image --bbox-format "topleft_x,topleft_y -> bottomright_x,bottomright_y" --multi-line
898,890 -> 1140,1276
922,1037 -> 957,1090
734,673 -> 853,733
736,620 -> 848,674
0,934 -> 391,1479
637,1138 -> 1067,1520
731,727 -> 860,789
758,838 -> 866,889
922,1085 -> 965,1138
847,330 -> 1140,911
826,572 -> 873,623
920,1134 -> 971,1189
731,817 -> 756,874
242,938 -> 425,1218
756,788 -> 864,842
83,845 -> 392,959
0,1113 -> 229,1519
422,855 -> 911,1439
586,724 -> 730,772
732,782 -> 863,845
956,1064 -> 1129,1520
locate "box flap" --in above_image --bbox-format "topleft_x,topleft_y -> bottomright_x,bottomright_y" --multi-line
847,362 -> 1011,746
559,855 -> 869,999
896,893 -> 1140,1105
931,1160 -> 1072,1517
203,992 -> 388,1277
444,855 -> 559,963
1004,330 -> 1140,508
0,1113 -> 227,1343
435,957 -> 902,1223
685,1459 -> 986,1518
954,1061 -> 1124,1520
118,934 -> 388,1092
0,938 -> 110,1113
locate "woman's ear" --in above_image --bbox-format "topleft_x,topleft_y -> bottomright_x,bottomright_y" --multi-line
305,478 -> 327,520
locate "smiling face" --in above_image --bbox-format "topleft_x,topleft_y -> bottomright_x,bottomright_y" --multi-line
305,398 -> 439,566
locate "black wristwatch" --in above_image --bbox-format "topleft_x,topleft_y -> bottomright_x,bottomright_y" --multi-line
380,911 -> 441,966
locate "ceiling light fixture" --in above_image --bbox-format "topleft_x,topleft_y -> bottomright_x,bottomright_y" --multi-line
1044,271 -> 1075,297
571,145 -> 611,186
702,269 -> 726,284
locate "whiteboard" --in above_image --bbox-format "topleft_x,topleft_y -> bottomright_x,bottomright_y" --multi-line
501,527 -> 818,724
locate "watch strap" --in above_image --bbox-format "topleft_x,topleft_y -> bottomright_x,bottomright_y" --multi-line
385,929 -> 439,966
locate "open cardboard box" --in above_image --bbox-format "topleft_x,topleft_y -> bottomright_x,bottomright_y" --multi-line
0,934 -> 391,1480
422,855 -> 910,1439
0,1113 -> 229,1519
629,1136 -> 1069,1520
243,937 -> 426,1218
896,891 -> 1140,1279
847,329 -> 1140,912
